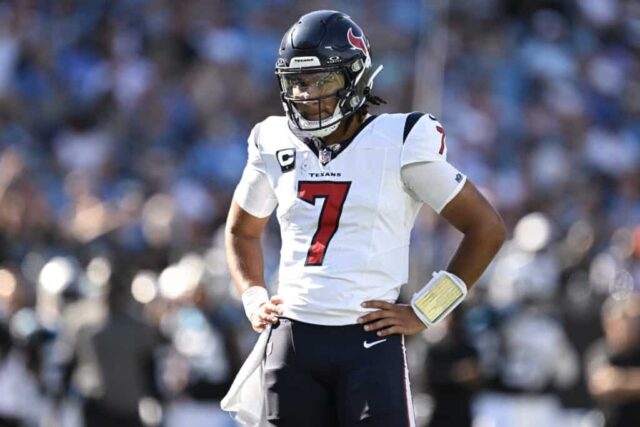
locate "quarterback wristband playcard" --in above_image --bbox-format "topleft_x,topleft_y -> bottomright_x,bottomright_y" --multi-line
411,271 -> 467,326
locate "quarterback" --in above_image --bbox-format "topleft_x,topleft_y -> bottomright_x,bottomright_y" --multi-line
223,10 -> 506,427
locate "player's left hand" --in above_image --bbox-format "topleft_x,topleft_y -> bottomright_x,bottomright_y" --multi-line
357,300 -> 426,336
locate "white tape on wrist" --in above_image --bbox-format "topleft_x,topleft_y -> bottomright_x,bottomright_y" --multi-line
241,286 -> 269,321
410,271 -> 467,326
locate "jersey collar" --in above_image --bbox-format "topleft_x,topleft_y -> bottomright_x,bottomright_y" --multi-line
289,115 -> 378,165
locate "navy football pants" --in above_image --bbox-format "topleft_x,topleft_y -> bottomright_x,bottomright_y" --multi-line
263,317 -> 415,426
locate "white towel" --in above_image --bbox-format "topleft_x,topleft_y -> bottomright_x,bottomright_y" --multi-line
220,326 -> 270,426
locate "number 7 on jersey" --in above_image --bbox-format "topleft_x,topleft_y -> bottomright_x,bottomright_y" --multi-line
298,181 -> 351,266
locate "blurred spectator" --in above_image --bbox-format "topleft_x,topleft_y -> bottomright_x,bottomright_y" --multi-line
161,281 -> 242,427
423,309 -> 480,427
0,322 -> 23,427
65,267 -> 162,427
472,301 -> 581,427
586,294 -> 640,427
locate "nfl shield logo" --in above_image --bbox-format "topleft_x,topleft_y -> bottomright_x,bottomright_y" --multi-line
320,148 -> 331,165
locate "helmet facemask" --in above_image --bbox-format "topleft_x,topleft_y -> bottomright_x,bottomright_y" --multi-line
277,57 -> 378,138
279,70 -> 347,138
275,11 -> 383,138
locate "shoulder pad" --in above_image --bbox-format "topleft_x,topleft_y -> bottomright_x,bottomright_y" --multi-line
401,112 -> 447,166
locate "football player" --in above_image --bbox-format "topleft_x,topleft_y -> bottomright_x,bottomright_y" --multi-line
224,10 -> 506,427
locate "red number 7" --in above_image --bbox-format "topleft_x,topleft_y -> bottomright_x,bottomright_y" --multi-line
436,125 -> 446,154
298,181 -> 351,266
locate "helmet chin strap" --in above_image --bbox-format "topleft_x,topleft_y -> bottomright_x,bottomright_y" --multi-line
294,100 -> 344,138
307,121 -> 341,138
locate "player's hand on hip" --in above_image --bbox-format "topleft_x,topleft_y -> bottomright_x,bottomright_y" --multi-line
357,300 -> 426,336
250,295 -> 284,333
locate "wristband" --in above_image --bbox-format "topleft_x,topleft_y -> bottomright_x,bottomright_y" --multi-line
241,286 -> 269,321
410,271 -> 467,326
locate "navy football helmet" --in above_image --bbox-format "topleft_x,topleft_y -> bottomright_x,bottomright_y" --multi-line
275,10 -> 383,137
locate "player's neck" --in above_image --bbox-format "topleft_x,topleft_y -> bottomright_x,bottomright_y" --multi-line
321,113 -> 366,146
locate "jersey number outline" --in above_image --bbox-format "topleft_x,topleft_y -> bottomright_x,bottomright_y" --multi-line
297,181 -> 351,266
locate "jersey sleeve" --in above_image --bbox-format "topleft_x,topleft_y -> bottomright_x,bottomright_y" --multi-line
232,124 -> 278,218
401,161 -> 466,213
400,113 -> 466,213
400,113 -> 448,166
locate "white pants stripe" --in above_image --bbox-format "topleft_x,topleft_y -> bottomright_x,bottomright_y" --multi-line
401,335 -> 417,427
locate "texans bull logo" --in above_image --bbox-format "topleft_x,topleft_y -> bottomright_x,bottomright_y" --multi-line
347,28 -> 369,58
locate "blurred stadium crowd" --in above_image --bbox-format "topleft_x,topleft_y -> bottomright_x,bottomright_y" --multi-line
0,0 -> 638,426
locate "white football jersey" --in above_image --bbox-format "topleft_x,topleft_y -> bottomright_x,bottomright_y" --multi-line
234,113 -> 465,325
